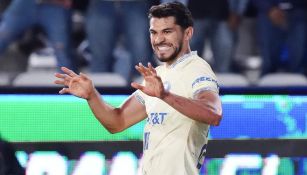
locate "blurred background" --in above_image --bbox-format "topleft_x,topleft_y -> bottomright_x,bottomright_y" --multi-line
0,0 -> 306,174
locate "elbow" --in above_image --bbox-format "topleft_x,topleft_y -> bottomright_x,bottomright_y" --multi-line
102,110 -> 126,134
104,124 -> 125,134
105,125 -> 125,134
107,128 -> 118,134
108,130 -> 120,134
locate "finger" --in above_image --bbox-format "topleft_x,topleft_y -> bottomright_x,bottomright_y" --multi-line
56,73 -> 73,81
138,62 -> 151,76
59,88 -> 70,94
138,63 -> 148,74
80,72 -> 89,80
131,82 -> 144,90
148,62 -> 156,74
55,73 -> 72,86
54,80 -> 65,85
61,67 -> 78,77
54,73 -> 67,79
64,74 -> 72,81
135,65 -> 147,77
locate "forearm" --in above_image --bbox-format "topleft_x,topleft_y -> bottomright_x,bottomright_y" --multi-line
161,92 -> 222,126
87,89 -> 124,133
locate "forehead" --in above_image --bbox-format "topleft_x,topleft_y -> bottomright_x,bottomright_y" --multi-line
149,16 -> 177,30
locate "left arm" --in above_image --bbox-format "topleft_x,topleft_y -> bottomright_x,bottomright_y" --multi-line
161,90 -> 222,126
131,63 -> 222,126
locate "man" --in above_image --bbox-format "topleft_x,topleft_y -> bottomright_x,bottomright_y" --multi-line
54,2 -> 222,174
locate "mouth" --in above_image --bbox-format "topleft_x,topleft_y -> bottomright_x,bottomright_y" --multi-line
155,44 -> 172,52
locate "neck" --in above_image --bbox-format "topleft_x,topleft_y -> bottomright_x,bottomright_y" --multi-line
166,47 -> 191,67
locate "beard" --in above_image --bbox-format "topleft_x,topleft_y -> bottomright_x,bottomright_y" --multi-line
154,40 -> 183,63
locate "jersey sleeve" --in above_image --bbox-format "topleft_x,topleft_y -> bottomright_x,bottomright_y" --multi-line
185,63 -> 219,99
132,80 -> 147,105
133,90 -> 146,105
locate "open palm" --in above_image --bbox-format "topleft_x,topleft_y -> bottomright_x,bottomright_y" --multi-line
131,63 -> 166,98
54,67 -> 95,99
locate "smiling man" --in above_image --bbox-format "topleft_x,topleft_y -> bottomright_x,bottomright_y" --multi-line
54,2 -> 222,175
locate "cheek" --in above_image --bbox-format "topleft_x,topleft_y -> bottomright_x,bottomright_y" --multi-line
167,34 -> 180,44
168,38 -> 178,47
150,37 -> 156,46
150,38 -> 154,45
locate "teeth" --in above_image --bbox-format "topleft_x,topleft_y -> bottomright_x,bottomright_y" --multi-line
157,46 -> 170,51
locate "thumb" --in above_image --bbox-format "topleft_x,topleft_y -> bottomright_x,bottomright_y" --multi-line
59,88 -> 70,94
131,82 -> 144,90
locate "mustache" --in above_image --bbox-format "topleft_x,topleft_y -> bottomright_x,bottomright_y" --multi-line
154,43 -> 172,47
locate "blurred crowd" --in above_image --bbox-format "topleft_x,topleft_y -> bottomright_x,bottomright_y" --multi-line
0,0 -> 306,84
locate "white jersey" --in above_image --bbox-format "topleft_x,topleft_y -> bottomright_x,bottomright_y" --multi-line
134,51 -> 219,175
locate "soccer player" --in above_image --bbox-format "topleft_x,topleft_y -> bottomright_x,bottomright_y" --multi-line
54,2 -> 222,174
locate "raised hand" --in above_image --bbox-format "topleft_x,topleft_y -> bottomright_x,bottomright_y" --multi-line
131,63 -> 167,99
54,67 -> 95,99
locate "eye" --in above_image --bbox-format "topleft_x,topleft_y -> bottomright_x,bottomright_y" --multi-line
149,30 -> 156,35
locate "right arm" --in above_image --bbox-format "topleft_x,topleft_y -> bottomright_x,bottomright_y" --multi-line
86,89 -> 147,133
54,67 -> 147,133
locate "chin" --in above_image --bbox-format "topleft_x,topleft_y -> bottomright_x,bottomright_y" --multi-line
158,57 -> 169,62
156,52 -> 172,62
158,56 -> 176,63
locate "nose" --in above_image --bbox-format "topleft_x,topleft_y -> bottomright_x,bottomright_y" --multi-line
154,33 -> 165,44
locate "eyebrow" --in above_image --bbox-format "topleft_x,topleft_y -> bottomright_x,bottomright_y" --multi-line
149,27 -> 174,32
163,28 -> 173,31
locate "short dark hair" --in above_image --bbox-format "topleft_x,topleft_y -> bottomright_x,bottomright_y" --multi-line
148,1 -> 193,29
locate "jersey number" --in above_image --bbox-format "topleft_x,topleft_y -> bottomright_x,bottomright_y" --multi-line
144,132 -> 150,150
197,144 -> 207,169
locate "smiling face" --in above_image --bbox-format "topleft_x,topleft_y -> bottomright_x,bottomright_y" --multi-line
149,16 -> 192,65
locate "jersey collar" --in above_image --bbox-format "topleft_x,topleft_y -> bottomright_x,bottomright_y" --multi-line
169,51 -> 197,69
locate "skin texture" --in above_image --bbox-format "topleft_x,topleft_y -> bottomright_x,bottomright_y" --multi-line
54,16 -> 222,133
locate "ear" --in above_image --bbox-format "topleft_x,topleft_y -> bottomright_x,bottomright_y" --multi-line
184,27 -> 193,41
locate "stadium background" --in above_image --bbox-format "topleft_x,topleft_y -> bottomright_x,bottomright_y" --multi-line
1,87 -> 307,175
